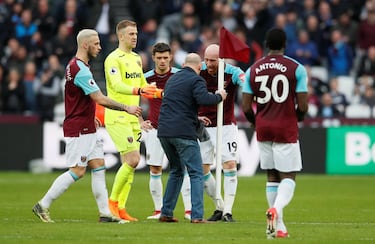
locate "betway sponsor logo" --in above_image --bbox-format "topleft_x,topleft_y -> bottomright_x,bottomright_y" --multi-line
126,72 -> 142,79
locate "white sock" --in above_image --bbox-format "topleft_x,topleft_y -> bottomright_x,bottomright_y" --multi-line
274,179 -> 296,232
266,182 -> 279,208
149,172 -> 163,211
204,172 -> 224,211
223,169 -> 237,215
181,171 -> 191,212
40,171 -> 77,209
91,166 -> 111,216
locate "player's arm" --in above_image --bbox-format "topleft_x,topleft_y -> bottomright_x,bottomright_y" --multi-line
295,64 -> 309,121
242,93 -> 255,126
90,90 -> 142,117
296,92 -> 308,122
242,68 -> 255,126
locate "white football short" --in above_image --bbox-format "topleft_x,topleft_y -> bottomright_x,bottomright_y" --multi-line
65,132 -> 104,167
258,141 -> 302,172
143,128 -> 165,166
199,124 -> 239,164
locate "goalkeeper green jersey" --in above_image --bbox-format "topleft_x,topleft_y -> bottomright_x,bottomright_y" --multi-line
104,48 -> 147,124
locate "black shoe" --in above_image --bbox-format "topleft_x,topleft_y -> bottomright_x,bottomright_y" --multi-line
207,210 -> 223,221
222,213 -> 235,222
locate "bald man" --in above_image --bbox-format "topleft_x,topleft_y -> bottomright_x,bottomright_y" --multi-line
32,29 -> 141,224
157,53 -> 227,223
198,44 -> 245,222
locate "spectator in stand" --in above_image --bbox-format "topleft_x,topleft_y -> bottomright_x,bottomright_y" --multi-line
357,45 -> 375,82
317,1 -> 334,58
327,29 -> 354,78
23,61 -> 38,113
49,23 -> 76,66
32,0 -> 55,40
15,8 -> 38,51
6,44 -> 28,74
237,0 -> 273,48
300,0 -> 318,21
54,0 -> 87,36
34,55 -> 63,121
269,0 -> 288,19
317,92 -> 342,118
358,1 -> 375,52
304,14 -> 324,56
0,64 -> 6,112
0,1 -> 12,48
85,0 -> 116,58
29,31 -> 49,69
283,7 -> 300,46
1,67 -> 25,114
332,9 -> 359,54
328,77 -> 349,115
129,0 -> 164,26
156,1 -> 198,46
220,2 -> 238,32
170,39 -> 187,68
361,85 -> 375,108
286,29 -> 320,66
1,37 -> 20,69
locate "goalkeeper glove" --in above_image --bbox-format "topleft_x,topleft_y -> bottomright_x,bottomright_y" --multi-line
154,88 -> 164,99
132,83 -> 157,99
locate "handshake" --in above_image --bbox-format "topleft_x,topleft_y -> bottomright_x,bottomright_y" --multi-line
133,83 -> 163,99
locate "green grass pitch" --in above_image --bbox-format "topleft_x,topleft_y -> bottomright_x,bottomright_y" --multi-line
0,172 -> 374,243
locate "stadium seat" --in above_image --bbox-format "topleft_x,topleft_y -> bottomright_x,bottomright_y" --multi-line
310,66 -> 328,83
345,104 -> 371,118
337,76 -> 355,103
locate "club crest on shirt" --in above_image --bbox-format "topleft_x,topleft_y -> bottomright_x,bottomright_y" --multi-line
127,137 -> 133,143
110,67 -> 117,75
88,79 -> 96,86
81,156 -> 87,162
239,73 -> 245,83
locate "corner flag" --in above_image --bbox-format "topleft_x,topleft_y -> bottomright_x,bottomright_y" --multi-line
219,27 -> 250,63
213,27 -> 250,204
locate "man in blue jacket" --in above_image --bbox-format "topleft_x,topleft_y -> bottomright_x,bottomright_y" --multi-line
157,53 -> 227,223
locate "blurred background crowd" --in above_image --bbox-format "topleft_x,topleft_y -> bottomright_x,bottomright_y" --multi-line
0,0 -> 374,123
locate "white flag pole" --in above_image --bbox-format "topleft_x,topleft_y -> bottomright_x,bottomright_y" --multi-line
215,58 -> 224,203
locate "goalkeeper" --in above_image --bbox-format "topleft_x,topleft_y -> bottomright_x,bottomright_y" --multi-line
103,20 -> 156,221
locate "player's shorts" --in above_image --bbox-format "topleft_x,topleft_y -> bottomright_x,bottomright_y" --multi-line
105,121 -> 141,155
258,141 -> 302,172
199,124 -> 239,165
65,132 -> 104,167
143,128 -> 164,166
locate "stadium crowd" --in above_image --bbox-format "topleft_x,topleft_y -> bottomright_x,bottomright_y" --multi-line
0,0 -> 375,122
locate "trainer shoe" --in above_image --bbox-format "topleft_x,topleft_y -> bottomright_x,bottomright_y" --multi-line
222,213 -> 235,222
99,215 -> 129,224
207,210 -> 223,221
184,210 -> 191,220
32,202 -> 54,223
108,199 -> 120,217
159,216 -> 178,222
266,208 -> 277,239
147,210 -> 161,220
276,230 -> 289,238
119,208 -> 138,221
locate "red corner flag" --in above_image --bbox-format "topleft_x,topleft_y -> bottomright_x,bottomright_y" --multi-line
219,27 -> 250,63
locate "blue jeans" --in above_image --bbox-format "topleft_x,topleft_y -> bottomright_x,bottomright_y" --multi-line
159,137 -> 204,220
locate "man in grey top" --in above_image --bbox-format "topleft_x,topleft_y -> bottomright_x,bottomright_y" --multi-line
158,53 -> 227,223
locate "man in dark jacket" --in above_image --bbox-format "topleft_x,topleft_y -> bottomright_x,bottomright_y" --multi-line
157,53 -> 227,223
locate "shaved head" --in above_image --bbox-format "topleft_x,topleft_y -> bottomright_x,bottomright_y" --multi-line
204,44 -> 219,75
183,53 -> 202,74
204,44 -> 219,59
